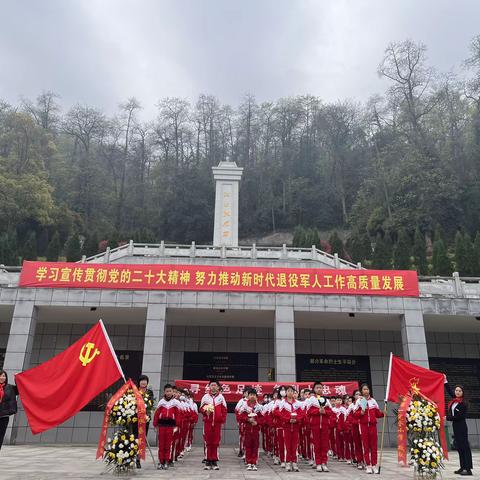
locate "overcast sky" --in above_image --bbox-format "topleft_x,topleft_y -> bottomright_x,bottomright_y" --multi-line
1,0 -> 479,118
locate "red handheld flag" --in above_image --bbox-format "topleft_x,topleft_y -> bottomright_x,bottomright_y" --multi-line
16,320 -> 124,434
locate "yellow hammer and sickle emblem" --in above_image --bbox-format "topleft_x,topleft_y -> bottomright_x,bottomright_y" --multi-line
79,342 -> 100,367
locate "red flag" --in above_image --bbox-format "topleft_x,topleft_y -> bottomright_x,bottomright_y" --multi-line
386,354 -> 445,408
16,320 -> 124,434
385,353 -> 448,461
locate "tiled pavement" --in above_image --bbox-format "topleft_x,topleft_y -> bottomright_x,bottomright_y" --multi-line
0,446 -> 478,480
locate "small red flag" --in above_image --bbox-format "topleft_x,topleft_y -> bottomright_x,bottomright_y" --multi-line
16,320 -> 124,434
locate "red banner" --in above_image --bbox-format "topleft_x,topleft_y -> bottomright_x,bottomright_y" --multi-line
19,261 -> 419,297
175,380 -> 359,403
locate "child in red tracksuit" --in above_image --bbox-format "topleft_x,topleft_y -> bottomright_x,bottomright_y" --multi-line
279,386 -> 305,472
350,389 -> 364,469
201,380 -> 227,471
273,387 -> 287,466
354,384 -> 384,474
307,381 -> 332,472
238,388 -> 264,471
332,395 -> 346,461
153,384 -> 181,470
343,396 -> 354,464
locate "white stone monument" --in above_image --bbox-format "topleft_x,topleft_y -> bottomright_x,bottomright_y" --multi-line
212,160 -> 243,247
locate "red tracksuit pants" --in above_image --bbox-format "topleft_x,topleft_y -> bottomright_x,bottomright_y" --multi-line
276,428 -> 285,462
204,422 -> 222,462
312,426 -> 329,465
329,427 -> 336,455
244,428 -> 260,464
344,430 -> 353,460
283,425 -> 300,463
336,429 -> 344,459
352,424 -> 363,464
359,424 -> 378,466
158,426 -> 175,464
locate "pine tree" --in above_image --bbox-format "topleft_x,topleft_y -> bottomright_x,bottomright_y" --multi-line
0,234 -> 7,264
22,231 -> 37,261
46,231 -> 61,261
473,232 -> 480,275
292,226 -> 307,247
412,227 -> 428,275
432,237 -> 451,276
463,233 -> 474,276
393,229 -> 411,269
306,228 -> 320,248
372,233 -> 392,269
347,231 -> 372,264
6,231 -> 18,265
329,231 -> 344,258
454,231 -> 469,276
65,233 -> 82,262
84,230 -> 100,257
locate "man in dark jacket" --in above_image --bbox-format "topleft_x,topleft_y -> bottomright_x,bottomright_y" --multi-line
0,369 -> 18,450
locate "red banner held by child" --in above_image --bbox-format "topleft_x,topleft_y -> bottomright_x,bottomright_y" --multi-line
175,380 -> 359,403
19,261 -> 419,297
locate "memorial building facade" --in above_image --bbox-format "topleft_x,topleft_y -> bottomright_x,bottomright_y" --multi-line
1,161 -> 480,447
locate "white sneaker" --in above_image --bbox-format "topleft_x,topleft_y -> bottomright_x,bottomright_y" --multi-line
357,464 -> 364,470
321,464 -> 329,472
292,463 -> 299,472
286,463 -> 292,472
247,464 -> 253,471
347,460 -> 352,465
372,465 -> 379,474
273,457 -> 280,465
281,462 -> 286,468
308,459 -> 314,466
365,466 -> 373,474
252,465 -> 258,471
316,465 -> 322,472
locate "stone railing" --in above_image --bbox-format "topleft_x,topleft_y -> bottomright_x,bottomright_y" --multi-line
81,241 -> 362,269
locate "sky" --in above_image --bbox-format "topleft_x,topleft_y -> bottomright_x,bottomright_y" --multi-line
1,0 -> 479,119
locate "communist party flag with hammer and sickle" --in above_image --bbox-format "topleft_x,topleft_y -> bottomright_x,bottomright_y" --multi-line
16,320 -> 124,434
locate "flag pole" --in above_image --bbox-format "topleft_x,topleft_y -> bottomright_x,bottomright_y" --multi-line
99,319 -> 126,382
378,352 -> 393,474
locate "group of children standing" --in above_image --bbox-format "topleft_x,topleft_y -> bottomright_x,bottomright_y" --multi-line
235,382 -> 384,474
152,384 -> 199,469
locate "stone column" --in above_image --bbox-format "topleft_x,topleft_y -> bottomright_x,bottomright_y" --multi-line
142,304 -> 167,441
212,161 -> 243,247
401,309 -> 429,369
274,306 -> 296,382
3,300 -> 38,445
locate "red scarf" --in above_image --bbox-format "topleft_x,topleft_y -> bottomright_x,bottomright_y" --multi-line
448,397 -> 463,411
0,382 -> 5,403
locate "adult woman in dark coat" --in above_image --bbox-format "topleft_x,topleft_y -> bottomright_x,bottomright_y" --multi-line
0,370 -> 18,451
446,383 -> 473,476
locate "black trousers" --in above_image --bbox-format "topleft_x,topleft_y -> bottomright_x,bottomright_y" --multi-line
457,441 -> 473,471
0,416 -> 10,451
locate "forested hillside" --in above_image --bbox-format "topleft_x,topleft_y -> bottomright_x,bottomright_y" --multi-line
2,38 -> 480,274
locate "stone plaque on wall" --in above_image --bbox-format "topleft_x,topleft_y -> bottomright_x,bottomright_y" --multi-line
296,354 -> 372,394
82,350 -> 144,412
429,357 -> 480,419
183,352 -> 258,382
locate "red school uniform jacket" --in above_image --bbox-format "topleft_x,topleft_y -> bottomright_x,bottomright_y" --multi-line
354,397 -> 384,426
307,395 -> 332,429
200,392 -> 228,425
279,399 -> 305,428
153,397 -> 181,427
238,400 -> 264,433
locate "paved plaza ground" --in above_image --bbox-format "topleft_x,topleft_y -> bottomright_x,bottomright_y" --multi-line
0,445 -> 478,480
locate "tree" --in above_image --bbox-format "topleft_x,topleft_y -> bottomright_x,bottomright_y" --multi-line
83,231 -> 100,257
473,232 -> 480,275
346,231 -> 372,264
432,237 -> 451,276
65,233 -> 82,262
22,231 -> 37,261
393,229 -> 411,269
329,231 -> 345,258
46,231 -> 61,261
372,233 -> 393,269
412,227 -> 428,275
454,231 -> 470,276
292,226 -> 307,248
